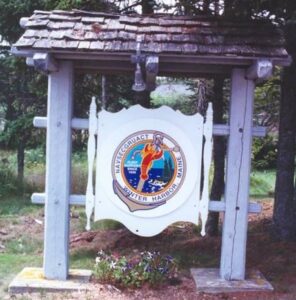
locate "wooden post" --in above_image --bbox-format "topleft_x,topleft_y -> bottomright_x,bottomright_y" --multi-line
220,68 -> 255,280
44,61 -> 73,280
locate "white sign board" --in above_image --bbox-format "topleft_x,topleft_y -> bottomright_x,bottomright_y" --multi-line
86,104 -> 212,237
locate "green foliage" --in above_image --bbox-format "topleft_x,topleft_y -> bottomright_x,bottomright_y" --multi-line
94,250 -> 178,288
0,158 -> 20,196
0,0 -> 116,43
254,70 -> 281,129
0,254 -> 42,296
250,170 -> 275,197
70,248 -> 98,270
252,136 -> 277,170
0,55 -> 47,155
0,195 -> 38,215
151,78 -> 199,115
5,236 -> 42,255
25,147 -> 45,166
76,208 -> 124,231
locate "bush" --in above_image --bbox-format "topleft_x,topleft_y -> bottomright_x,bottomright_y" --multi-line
0,158 -> 20,196
25,147 -> 45,166
93,250 -> 178,288
252,135 -> 277,170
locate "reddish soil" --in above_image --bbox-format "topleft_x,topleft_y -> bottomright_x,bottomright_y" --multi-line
9,200 -> 296,299
64,201 -> 296,300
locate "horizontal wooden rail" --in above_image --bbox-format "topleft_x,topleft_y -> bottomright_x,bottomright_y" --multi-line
31,193 -> 262,214
33,117 -> 266,137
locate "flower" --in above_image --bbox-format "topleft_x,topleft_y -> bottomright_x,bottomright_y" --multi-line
98,250 -> 105,256
95,257 -> 101,263
110,261 -> 117,269
144,264 -> 152,273
165,255 -> 173,262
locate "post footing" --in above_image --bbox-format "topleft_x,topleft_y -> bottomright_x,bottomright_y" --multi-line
9,267 -> 92,294
191,268 -> 273,294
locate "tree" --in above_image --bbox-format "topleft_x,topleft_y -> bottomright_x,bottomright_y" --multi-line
249,1 -> 296,241
225,0 -> 296,241
0,54 -> 47,185
0,0 -> 117,185
273,22 -> 296,240
206,77 -> 226,235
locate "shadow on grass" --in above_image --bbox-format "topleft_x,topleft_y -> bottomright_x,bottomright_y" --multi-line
0,196 -> 40,216
70,248 -> 97,270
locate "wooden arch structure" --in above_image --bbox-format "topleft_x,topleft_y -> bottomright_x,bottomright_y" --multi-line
12,9 -> 290,286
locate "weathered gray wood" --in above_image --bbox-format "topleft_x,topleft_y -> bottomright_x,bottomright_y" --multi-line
213,124 -> 266,137
34,117 -> 88,130
31,193 -> 262,214
191,268 -> 274,293
145,56 -> 159,91
33,116 -> 266,137
20,17 -> 29,28
209,201 -> 261,214
44,61 -> 73,280
11,41 -> 292,68
26,53 -> 58,73
220,68 -> 255,280
246,59 -> 273,82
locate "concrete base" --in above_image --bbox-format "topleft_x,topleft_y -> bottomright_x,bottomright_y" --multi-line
191,268 -> 273,294
9,267 -> 92,294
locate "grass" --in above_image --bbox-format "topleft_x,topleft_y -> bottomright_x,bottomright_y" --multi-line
70,248 -> 97,270
5,236 -> 43,255
0,195 -> 40,216
250,170 -> 275,197
0,149 -> 279,298
172,249 -> 219,270
0,254 -> 42,297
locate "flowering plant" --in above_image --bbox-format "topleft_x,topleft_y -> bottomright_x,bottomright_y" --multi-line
93,250 -> 178,288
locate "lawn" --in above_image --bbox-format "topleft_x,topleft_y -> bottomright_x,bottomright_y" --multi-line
2,150 -> 295,300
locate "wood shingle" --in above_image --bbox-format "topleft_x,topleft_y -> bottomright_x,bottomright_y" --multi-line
13,9 -> 289,65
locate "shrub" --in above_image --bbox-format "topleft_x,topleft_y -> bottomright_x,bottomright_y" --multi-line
25,147 -> 45,166
252,135 -> 277,170
0,158 -> 19,196
93,250 -> 178,288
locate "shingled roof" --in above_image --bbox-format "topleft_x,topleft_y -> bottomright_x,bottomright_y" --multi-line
12,9 -> 290,71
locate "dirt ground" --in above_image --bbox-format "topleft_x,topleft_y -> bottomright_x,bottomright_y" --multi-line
3,200 -> 296,300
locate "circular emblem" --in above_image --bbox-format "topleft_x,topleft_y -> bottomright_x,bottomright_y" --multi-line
112,130 -> 186,212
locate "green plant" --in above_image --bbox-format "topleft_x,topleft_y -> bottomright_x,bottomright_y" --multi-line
252,135 -> 277,170
250,170 -> 275,197
0,158 -> 19,196
93,250 -> 178,288
25,147 -> 45,166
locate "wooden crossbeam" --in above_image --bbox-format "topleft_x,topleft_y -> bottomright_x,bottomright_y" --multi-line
33,116 -> 266,137
31,193 -> 262,214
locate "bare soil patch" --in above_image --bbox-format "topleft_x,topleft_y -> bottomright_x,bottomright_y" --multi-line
6,200 -> 296,299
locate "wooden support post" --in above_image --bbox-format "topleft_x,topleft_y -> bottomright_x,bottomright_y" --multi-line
220,69 -> 255,280
44,61 -> 73,280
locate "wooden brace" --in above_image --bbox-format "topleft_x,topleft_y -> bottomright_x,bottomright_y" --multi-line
26,53 -> 58,74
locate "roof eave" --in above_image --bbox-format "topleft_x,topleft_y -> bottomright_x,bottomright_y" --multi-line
11,46 -> 292,74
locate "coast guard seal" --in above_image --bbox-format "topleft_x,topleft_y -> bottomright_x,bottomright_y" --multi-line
112,130 -> 186,212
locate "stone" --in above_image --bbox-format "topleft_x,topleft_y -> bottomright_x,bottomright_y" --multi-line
9,267 -> 92,294
191,268 -> 274,294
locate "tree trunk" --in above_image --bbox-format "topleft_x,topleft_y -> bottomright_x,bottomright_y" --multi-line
214,0 -> 220,16
17,140 -> 25,191
134,90 -> 150,108
206,77 -> 226,236
141,0 -> 154,14
101,75 -> 107,110
224,0 -> 234,17
203,0 -> 210,14
273,64 -> 296,241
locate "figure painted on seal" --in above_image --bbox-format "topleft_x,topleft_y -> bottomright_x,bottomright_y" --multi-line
132,132 -> 179,192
